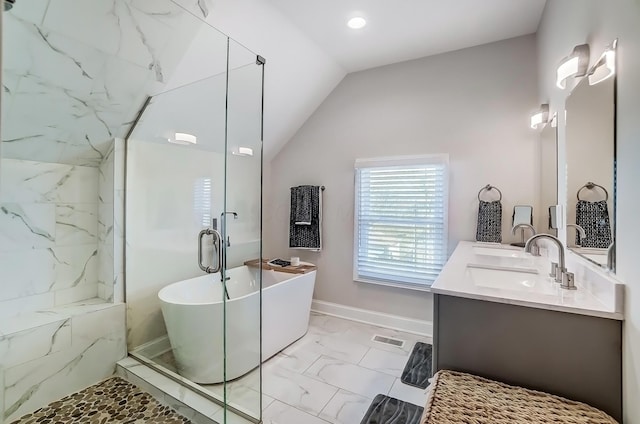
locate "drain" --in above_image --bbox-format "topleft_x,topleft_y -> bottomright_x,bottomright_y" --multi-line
371,335 -> 405,348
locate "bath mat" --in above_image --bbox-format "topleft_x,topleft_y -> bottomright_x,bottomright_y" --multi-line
401,342 -> 432,389
360,394 -> 423,424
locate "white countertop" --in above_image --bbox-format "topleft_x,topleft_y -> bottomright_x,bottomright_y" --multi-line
431,241 -> 624,320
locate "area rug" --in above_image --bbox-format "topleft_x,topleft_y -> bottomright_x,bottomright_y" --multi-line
401,342 -> 432,389
360,394 -> 424,424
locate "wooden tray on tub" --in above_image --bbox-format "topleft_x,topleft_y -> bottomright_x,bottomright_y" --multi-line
244,259 -> 317,274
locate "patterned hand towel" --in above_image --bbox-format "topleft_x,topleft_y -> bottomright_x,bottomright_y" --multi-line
292,185 -> 313,225
289,185 -> 322,250
476,200 -> 502,243
576,200 -> 612,248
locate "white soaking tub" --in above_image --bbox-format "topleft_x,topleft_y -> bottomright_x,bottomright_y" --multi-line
158,265 -> 316,384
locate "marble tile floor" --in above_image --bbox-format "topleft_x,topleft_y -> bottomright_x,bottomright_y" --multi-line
150,312 -> 432,424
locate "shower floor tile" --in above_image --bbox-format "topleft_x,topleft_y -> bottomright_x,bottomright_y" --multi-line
9,376 -> 190,424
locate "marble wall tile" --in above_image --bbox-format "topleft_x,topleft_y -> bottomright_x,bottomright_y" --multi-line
0,203 -> 56,250
0,318 -> 72,369
0,158 -> 103,312
55,203 -> 98,246
7,0 -> 51,26
0,250 -> 55,301
42,0 -> 172,76
171,0 -> 213,19
3,304 -> 126,422
0,293 -> 55,321
51,245 -> 98,290
0,159 -> 98,204
53,282 -> 99,306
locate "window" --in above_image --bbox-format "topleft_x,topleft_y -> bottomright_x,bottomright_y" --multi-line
354,155 -> 449,290
193,177 -> 212,227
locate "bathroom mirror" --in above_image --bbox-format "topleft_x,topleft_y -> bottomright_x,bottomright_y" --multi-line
538,123 -> 558,236
565,43 -> 617,270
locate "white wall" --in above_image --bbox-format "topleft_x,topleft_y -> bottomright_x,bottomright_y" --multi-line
205,0 -> 346,160
125,139 -> 261,349
266,35 -> 539,322
537,1 -> 640,421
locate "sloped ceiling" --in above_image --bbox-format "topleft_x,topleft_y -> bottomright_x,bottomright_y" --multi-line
1,0 -> 214,166
2,0 -> 548,165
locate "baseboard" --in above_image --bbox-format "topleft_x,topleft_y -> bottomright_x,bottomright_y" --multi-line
311,299 -> 433,338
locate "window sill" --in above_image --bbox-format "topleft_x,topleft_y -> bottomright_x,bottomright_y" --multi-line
354,278 -> 434,293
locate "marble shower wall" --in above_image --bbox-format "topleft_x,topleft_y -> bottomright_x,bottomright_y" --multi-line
0,302 -> 127,422
1,0 -> 212,167
97,138 -> 125,303
0,158 -> 100,316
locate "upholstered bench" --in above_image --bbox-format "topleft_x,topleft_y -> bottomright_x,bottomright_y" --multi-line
422,370 -> 618,424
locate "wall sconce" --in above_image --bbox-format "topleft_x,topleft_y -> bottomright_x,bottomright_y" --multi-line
556,44 -> 590,89
588,39 -> 617,85
530,104 -> 550,129
168,132 -> 197,145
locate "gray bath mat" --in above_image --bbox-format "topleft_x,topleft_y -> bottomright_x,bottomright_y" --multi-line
401,342 -> 432,389
360,394 -> 423,424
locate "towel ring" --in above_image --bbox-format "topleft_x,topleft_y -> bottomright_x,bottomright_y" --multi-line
577,182 -> 608,201
477,184 -> 502,202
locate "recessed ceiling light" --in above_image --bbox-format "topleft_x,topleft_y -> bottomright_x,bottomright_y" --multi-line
168,132 -> 197,145
347,17 -> 366,29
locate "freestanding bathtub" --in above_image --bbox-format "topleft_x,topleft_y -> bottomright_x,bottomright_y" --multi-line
158,265 -> 316,384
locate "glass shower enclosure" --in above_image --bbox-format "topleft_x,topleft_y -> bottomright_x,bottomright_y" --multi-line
124,23 -> 265,424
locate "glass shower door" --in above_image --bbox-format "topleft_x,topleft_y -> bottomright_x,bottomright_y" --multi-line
124,23 -> 265,424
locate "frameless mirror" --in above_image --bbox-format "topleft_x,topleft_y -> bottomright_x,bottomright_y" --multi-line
565,43 -> 616,270
538,123 -> 558,236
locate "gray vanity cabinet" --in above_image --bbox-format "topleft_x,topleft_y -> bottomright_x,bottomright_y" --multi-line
432,294 -> 622,421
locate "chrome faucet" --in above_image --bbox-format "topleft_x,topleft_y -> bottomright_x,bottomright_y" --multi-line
566,224 -> 586,247
511,224 -> 536,250
524,234 -> 576,290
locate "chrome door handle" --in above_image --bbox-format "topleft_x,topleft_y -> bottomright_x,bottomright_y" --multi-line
198,228 -> 222,273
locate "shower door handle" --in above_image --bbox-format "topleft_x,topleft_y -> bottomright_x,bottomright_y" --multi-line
198,228 -> 223,273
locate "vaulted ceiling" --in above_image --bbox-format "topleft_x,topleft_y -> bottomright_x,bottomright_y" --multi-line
1,0 -> 547,165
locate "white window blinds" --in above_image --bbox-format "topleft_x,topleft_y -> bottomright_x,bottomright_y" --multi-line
354,155 -> 449,289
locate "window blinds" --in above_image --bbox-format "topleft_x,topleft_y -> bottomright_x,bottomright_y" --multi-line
354,156 -> 448,288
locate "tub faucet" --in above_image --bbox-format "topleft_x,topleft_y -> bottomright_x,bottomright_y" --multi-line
511,224 -> 536,249
220,212 -> 238,247
566,224 -> 586,247
525,234 -> 576,290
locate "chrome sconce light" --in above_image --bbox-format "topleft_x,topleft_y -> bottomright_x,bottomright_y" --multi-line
530,104 -> 550,129
556,44 -> 590,89
588,39 -> 617,86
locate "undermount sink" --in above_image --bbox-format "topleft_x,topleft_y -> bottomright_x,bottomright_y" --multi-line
466,265 -> 558,295
473,246 -> 528,259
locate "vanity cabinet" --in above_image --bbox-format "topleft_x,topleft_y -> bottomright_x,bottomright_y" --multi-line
432,294 -> 622,421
